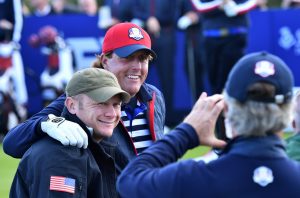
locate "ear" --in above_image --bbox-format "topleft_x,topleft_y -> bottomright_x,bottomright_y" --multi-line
65,97 -> 76,114
100,54 -> 108,69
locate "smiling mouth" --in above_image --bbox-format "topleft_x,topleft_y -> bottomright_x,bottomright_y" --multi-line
99,120 -> 115,125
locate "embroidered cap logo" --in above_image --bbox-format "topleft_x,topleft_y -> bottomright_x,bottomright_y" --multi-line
254,60 -> 275,78
128,27 -> 144,41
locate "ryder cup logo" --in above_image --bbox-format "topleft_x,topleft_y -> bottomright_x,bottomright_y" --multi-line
254,60 -> 275,78
253,166 -> 274,187
128,27 -> 144,41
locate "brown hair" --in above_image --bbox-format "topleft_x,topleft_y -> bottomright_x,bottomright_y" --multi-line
91,53 -> 113,69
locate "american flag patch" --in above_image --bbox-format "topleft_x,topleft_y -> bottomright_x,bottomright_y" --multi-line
50,176 -> 75,194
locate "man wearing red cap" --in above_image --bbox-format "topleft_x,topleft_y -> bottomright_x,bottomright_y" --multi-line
3,23 -> 166,173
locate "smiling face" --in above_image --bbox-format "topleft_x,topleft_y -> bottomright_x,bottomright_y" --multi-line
101,50 -> 152,96
66,94 -> 122,142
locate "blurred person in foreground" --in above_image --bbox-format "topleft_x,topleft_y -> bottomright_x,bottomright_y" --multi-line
286,91 -> 300,161
117,51 -> 300,198
10,68 -> 130,197
3,23 -> 166,175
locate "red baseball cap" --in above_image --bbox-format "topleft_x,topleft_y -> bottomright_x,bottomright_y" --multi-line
102,22 -> 156,58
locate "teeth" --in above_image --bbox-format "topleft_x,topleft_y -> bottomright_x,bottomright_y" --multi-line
127,75 -> 139,79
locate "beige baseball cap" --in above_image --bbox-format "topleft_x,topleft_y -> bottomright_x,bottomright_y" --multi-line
66,68 -> 130,103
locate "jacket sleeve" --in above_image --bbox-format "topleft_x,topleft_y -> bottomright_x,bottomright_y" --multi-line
117,123 -> 200,198
12,0 -> 23,42
190,0 -> 256,15
190,0 -> 222,13
3,94 -> 66,158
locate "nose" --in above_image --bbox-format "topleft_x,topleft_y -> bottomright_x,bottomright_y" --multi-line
131,57 -> 142,70
104,105 -> 117,117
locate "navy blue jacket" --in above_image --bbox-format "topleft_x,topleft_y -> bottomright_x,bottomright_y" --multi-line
117,123 -> 300,198
133,0 -> 177,27
104,0 -> 134,22
3,83 -> 165,170
10,108 -> 117,198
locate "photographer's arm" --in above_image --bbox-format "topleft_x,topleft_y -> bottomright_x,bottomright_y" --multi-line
117,93 -> 226,198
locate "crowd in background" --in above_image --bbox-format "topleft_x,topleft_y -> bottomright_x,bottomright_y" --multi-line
19,0 -> 299,16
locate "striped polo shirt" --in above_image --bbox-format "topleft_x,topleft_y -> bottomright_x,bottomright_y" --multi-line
121,100 -> 153,154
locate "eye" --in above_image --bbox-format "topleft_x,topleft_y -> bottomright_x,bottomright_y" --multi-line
97,102 -> 105,106
114,103 -> 121,108
138,54 -> 149,62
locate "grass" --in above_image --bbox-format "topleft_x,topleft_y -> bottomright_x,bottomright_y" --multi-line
0,144 -> 20,197
182,146 -> 211,159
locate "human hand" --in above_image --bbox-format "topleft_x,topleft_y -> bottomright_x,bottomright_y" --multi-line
222,0 -> 238,17
183,93 -> 226,148
0,19 -> 13,30
177,16 -> 192,30
41,114 -> 88,148
177,12 -> 199,30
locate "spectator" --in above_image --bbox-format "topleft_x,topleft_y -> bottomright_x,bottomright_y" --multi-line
3,23 -> 166,177
28,25 -> 75,107
78,0 -> 98,16
117,51 -> 300,197
22,2 -> 31,16
0,0 -> 27,138
29,0 -> 56,16
51,0 -> 79,14
282,0 -> 300,8
190,0 -> 257,139
256,0 -> 268,10
286,91 -> 300,161
98,0 -> 134,29
132,0 -> 177,126
177,0 -> 206,101
190,0 -> 257,94
10,68 -> 130,197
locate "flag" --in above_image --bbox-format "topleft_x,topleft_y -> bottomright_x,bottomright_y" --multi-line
50,176 -> 75,194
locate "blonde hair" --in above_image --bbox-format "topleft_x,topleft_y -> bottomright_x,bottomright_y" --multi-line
91,53 -> 113,69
